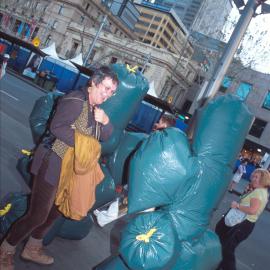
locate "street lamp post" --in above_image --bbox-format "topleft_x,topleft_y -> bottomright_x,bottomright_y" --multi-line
187,0 -> 270,139
83,0 -> 113,66
201,0 -> 267,100
141,53 -> 151,73
83,15 -> 108,66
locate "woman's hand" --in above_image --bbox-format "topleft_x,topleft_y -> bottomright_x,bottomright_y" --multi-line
231,201 -> 239,209
94,107 -> 109,125
231,198 -> 261,215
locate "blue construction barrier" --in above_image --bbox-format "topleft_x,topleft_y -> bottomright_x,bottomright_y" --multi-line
128,101 -> 162,133
38,57 -> 79,92
73,73 -> 90,90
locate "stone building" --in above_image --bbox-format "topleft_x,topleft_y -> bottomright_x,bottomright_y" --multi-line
65,22 -> 197,104
0,0 -> 138,59
0,0 -> 200,110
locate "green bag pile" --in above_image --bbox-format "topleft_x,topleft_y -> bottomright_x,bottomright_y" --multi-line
96,94 -> 253,270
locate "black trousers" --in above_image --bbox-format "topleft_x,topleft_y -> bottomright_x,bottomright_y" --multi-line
215,216 -> 255,270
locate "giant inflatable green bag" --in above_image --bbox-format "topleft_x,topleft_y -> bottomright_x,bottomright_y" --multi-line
96,94 -> 253,270
101,64 -> 149,155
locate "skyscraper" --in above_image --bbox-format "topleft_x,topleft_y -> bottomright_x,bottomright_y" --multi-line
141,0 -> 233,39
143,0 -> 204,29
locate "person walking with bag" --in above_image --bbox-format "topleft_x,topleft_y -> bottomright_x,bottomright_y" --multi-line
215,169 -> 270,270
0,53 -> 10,80
0,66 -> 118,270
228,159 -> 248,192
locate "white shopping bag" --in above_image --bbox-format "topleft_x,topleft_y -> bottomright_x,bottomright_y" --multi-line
93,199 -> 119,227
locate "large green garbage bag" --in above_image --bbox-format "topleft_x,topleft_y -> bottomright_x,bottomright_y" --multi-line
29,91 -> 64,144
120,212 -> 178,270
101,64 -> 149,155
173,230 -> 221,270
92,165 -> 117,210
128,128 -> 191,214
43,216 -> 65,245
43,214 -> 93,244
0,193 -> 28,237
107,131 -> 148,185
56,214 -> 94,240
96,94 -> 253,270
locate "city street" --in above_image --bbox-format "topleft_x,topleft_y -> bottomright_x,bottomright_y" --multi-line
0,73 -> 269,269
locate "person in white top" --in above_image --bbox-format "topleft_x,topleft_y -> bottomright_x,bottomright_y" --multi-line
228,159 -> 248,192
0,54 -> 10,80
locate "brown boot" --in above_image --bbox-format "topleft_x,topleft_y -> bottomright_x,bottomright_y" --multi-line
0,240 -> 15,270
21,237 -> 54,265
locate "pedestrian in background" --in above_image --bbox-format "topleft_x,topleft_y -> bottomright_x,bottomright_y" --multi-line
0,53 -> 10,80
228,159 -> 248,192
152,114 -> 176,131
215,168 -> 270,270
0,66 -> 119,270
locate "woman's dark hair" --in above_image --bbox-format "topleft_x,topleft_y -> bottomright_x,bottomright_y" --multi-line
88,66 -> 119,87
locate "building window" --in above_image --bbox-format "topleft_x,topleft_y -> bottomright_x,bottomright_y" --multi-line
143,39 -> 151,44
167,23 -> 174,34
137,20 -> 150,27
182,100 -> 192,112
110,57 -> 117,64
163,30 -> 171,40
150,24 -> 158,30
262,91 -> 270,110
31,27 -> 39,40
52,20 -> 58,29
45,35 -> 52,46
249,118 -> 267,138
72,42 -> 79,50
147,31 -> 155,37
154,16 -> 161,22
159,37 -> 168,47
194,74 -> 204,85
235,82 -> 252,100
219,76 -> 232,93
141,12 -> 153,19
58,5 -> 64,15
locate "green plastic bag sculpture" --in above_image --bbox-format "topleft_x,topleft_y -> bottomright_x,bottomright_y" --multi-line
95,94 -> 253,270
0,193 -> 28,237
